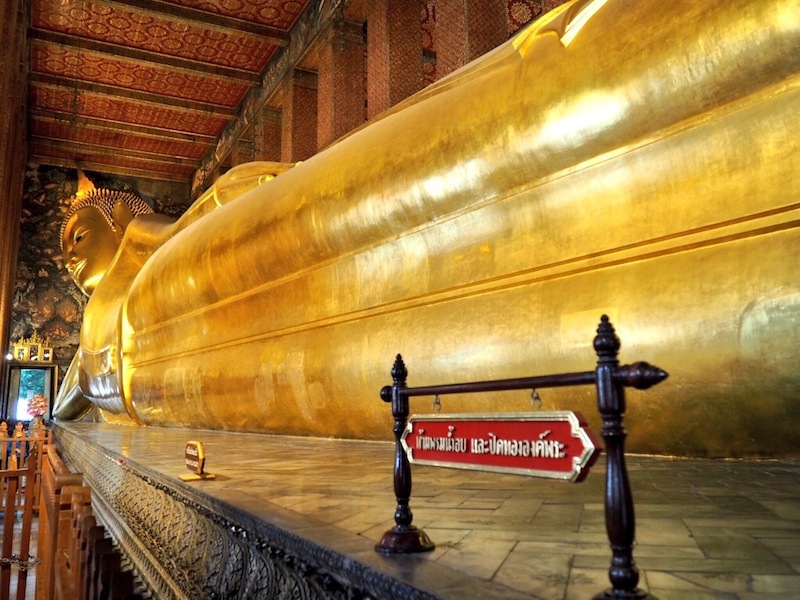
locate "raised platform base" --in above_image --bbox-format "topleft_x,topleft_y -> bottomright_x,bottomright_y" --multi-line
53,422 -> 514,599
52,422 -> 800,599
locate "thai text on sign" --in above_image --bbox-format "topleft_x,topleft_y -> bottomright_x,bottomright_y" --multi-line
184,440 -> 206,475
401,411 -> 600,482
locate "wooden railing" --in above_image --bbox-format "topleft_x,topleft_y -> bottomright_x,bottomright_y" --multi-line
1,437 -> 44,600
1,431 -> 51,512
36,444 -> 83,600
35,443 -> 144,600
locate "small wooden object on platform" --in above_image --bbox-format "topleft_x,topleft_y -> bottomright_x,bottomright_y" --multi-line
179,440 -> 215,481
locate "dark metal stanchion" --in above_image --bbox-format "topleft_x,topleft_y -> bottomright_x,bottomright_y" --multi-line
593,316 -> 665,600
375,316 -> 668,599
374,355 -> 435,554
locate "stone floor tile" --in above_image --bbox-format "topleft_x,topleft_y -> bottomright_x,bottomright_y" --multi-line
649,590 -> 737,599
436,537 -> 517,579
563,566 -> 617,600
584,516 -> 696,547
638,520 -> 696,546
432,578 -> 548,600
417,527 -> 472,551
754,537 -> 800,563
360,520 -> 401,541
739,594 -> 800,600
287,496 -> 350,514
646,571 -> 751,594
506,539 -> 610,557
269,493 -> 325,509
492,497 -> 544,518
459,498 -> 506,510
574,555 -> 795,575
687,527 -> 785,561
529,502 -> 584,532
758,499 -> 800,521
634,503 -> 723,518
492,552 -> 572,599
686,517 -> 800,529
625,544 -> 705,559
331,509 -> 395,535
751,573 -> 800,593
307,503 -> 376,524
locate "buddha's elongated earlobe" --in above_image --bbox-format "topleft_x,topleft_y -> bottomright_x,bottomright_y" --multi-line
112,200 -> 135,238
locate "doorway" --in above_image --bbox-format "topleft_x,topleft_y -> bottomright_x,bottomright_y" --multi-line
2,363 -> 56,422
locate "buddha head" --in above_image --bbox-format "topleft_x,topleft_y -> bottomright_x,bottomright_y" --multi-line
60,188 -> 153,297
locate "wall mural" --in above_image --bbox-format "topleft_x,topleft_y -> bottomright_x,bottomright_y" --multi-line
10,164 -> 189,383
507,0 -> 564,31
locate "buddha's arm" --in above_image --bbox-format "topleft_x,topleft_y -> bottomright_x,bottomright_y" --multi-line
52,350 -> 92,421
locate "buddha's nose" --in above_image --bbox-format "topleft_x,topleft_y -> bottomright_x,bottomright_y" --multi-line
66,254 -> 77,272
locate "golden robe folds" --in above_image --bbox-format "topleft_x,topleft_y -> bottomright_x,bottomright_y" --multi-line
69,0 -> 800,456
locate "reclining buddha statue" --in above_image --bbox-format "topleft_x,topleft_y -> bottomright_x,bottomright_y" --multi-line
55,0 -> 800,456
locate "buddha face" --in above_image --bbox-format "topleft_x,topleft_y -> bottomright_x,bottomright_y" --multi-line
62,205 -> 121,296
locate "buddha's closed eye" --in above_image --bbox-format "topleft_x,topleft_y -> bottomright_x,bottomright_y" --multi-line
73,227 -> 89,244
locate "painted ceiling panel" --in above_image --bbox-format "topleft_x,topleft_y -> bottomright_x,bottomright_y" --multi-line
165,0 -> 307,28
31,119 -> 209,159
28,0 -> 312,183
32,0 -> 278,72
29,140 -> 196,178
31,41 -> 250,107
30,84 -> 229,137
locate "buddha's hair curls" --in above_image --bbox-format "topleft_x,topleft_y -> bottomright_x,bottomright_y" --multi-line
60,188 -> 153,251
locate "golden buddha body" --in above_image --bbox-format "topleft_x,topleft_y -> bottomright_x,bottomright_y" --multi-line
57,0 -> 800,457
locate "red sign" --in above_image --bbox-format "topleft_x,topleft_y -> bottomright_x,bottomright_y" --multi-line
401,411 -> 600,482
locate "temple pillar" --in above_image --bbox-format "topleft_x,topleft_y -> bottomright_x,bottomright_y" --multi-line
230,128 -> 255,167
253,107 -> 282,162
317,20 -> 367,150
365,0 -> 425,119
434,0 -> 509,78
281,69 -> 319,162
0,0 -> 26,376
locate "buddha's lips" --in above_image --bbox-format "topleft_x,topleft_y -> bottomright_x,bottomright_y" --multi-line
71,259 -> 86,280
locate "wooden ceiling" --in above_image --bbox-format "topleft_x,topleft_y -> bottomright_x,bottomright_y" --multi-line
27,0 -> 313,184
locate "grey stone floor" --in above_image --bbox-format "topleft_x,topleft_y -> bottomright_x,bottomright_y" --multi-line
56,423 -> 800,599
